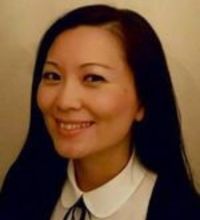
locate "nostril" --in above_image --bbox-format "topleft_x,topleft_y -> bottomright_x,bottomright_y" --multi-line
55,94 -> 82,112
54,80 -> 83,111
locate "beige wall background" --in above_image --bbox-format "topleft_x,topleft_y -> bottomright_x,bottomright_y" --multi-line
0,0 -> 200,190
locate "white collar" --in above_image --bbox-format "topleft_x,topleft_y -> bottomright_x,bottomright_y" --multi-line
61,153 -> 146,218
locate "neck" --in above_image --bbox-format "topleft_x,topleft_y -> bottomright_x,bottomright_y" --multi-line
73,145 -> 132,192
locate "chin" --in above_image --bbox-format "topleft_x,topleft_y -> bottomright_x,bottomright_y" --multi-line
53,142 -> 86,160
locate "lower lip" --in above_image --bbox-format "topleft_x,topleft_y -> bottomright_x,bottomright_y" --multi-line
56,122 -> 94,138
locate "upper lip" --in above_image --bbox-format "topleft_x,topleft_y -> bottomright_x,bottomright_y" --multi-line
55,118 -> 95,124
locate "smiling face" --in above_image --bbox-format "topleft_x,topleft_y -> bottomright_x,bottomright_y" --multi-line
37,26 -> 144,161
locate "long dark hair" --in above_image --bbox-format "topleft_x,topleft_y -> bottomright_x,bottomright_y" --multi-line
0,4 -> 197,219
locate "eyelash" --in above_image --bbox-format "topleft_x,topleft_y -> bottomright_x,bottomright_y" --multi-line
41,72 -> 106,86
42,72 -> 61,81
83,74 -> 106,84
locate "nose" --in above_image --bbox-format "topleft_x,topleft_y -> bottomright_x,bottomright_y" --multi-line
55,80 -> 82,112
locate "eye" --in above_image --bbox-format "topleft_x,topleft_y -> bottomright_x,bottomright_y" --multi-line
83,74 -> 106,84
42,72 -> 61,82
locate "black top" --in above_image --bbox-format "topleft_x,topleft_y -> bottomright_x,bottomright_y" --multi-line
147,175 -> 200,220
0,174 -> 200,220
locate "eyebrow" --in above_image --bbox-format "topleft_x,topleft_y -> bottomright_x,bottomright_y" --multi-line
80,62 -> 113,70
45,61 -> 59,67
44,61 -> 114,70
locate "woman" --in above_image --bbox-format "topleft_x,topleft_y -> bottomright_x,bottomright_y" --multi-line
0,4 -> 199,220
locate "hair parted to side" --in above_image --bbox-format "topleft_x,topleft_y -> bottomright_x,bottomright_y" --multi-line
1,4 -> 197,218
32,4 -> 191,179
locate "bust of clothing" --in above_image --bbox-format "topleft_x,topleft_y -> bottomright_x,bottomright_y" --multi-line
51,154 -> 157,220
0,152 -> 199,219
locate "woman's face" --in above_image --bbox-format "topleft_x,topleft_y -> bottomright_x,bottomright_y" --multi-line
37,26 -> 144,160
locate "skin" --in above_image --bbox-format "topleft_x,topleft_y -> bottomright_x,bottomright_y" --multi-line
37,26 -> 144,191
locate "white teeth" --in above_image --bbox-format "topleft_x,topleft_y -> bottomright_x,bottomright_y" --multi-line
59,122 -> 92,131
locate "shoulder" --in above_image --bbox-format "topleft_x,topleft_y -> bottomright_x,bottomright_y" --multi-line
147,175 -> 200,220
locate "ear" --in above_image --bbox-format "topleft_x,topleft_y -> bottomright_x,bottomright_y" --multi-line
135,106 -> 145,122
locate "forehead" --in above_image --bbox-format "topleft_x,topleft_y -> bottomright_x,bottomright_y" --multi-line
46,26 -> 126,64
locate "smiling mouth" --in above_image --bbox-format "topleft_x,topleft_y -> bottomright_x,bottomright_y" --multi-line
59,121 -> 94,131
55,120 -> 94,136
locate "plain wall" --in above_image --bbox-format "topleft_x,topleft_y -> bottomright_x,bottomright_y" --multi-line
0,0 -> 200,190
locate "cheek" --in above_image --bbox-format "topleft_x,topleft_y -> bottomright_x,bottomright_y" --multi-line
37,85 -> 53,114
92,86 -> 138,120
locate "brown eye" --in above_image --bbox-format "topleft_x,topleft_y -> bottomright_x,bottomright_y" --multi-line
84,74 -> 106,83
42,72 -> 61,81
